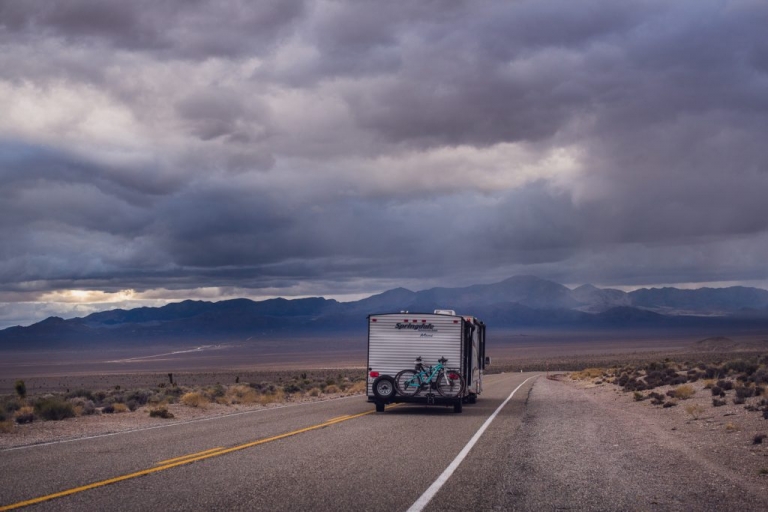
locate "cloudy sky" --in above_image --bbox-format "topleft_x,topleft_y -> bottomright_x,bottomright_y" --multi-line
1,0 -> 767,328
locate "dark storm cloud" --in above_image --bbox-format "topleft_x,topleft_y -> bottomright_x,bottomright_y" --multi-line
1,0 -> 767,325
343,1 -> 768,150
0,0 -> 306,57
0,141 -> 182,200
174,89 -> 274,146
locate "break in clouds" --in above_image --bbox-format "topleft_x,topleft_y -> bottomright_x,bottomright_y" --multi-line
1,0 -> 767,326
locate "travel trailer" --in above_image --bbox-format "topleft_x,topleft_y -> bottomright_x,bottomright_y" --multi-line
366,310 -> 488,413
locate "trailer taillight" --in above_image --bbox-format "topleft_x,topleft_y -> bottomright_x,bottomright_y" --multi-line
371,318 -> 377,322
369,371 -> 380,378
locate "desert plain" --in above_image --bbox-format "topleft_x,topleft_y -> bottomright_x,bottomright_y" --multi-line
3,329 -> 768,510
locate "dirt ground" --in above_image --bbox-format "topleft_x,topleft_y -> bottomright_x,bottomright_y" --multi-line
0,367 -> 367,396
577,374 -> 768,478
499,375 -> 768,511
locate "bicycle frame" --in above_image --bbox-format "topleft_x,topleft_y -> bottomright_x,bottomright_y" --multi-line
403,361 -> 452,392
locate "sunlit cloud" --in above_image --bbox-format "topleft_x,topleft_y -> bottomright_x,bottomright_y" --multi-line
38,289 -> 139,304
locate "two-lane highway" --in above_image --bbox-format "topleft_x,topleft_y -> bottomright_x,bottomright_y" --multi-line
0,373 -> 538,511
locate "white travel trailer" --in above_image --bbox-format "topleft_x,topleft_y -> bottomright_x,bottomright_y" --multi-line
366,310 -> 488,413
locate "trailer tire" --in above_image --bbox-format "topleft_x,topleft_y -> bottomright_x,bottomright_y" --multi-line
375,402 -> 385,412
372,375 -> 396,401
453,401 -> 463,413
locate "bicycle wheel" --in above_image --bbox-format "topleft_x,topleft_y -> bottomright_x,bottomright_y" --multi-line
395,370 -> 421,397
436,369 -> 465,398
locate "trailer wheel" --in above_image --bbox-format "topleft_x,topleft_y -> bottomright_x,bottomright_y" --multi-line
375,402 -> 385,412
372,375 -> 396,401
453,401 -> 463,413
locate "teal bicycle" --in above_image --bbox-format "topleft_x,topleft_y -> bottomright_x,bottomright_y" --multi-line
394,356 -> 465,398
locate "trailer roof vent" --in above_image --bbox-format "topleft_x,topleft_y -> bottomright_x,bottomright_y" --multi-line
434,309 -> 456,316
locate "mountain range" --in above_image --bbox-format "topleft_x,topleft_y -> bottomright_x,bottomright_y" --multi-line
3,276 -> 768,349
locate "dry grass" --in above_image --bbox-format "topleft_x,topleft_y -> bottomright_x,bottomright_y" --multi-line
672,384 -> 696,400
725,422 -> 740,432
225,385 -> 259,405
15,406 -> 35,424
180,392 -> 209,408
16,405 -> 33,417
0,420 -> 13,433
258,390 -> 284,405
346,381 -> 367,394
148,406 -> 174,419
684,404 -> 706,420
325,384 -> 340,394
112,403 -> 128,413
570,368 -> 605,380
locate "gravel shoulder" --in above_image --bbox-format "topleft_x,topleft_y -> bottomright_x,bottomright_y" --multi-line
499,376 -> 768,511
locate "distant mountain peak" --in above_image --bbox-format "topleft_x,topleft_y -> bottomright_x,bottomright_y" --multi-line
39,316 -> 66,324
381,287 -> 415,295
574,284 -> 599,292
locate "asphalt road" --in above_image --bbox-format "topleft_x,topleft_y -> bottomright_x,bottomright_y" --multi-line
0,372 -> 537,512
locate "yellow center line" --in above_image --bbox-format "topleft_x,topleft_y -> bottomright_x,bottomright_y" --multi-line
328,414 -> 351,422
0,409 -> 375,512
155,446 -> 226,466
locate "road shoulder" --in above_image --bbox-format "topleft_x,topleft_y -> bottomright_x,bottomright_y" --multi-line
499,377 -> 768,511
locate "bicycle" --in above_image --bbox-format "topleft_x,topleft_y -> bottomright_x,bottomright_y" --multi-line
394,356 -> 465,398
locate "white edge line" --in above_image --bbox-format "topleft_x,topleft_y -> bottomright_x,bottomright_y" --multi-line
406,375 -> 537,512
1,394 -> 362,453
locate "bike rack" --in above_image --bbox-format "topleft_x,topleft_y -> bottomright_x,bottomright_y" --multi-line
426,393 -> 436,405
